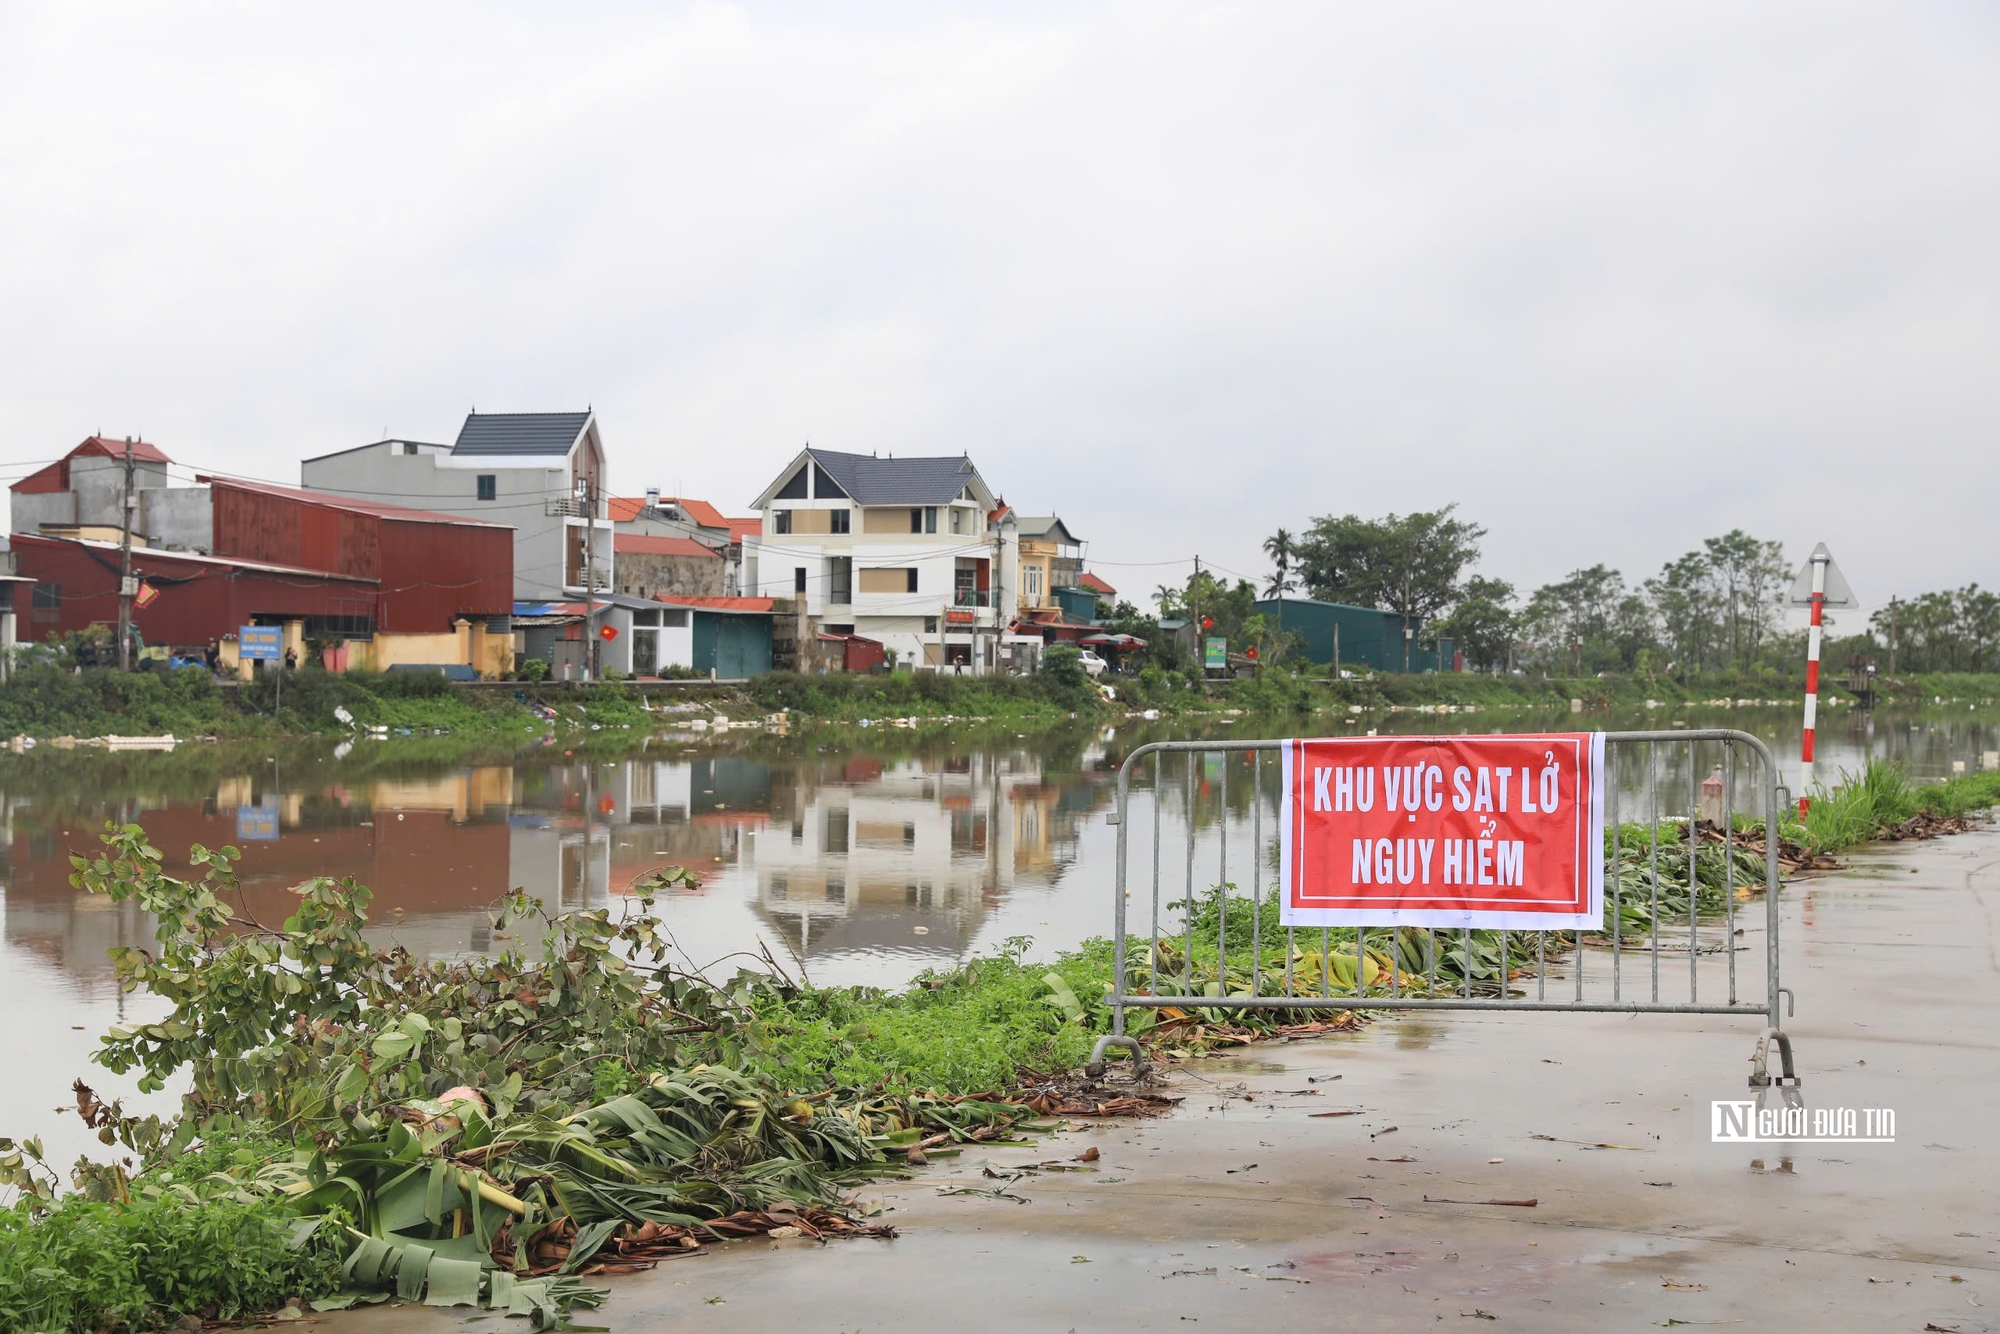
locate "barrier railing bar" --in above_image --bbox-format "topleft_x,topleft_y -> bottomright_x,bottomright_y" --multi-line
1217,753 -> 1229,984
1689,741 -> 1700,1003
1724,742 -> 1737,1005
1648,741 -> 1661,1003
1251,751 -> 1263,1000
1151,753 -> 1161,994
1182,756 -> 1194,996
1610,765 -> 1622,1002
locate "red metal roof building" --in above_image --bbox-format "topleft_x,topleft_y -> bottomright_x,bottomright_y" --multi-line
12,436 -> 173,495
201,478 -> 512,631
9,468 -> 513,648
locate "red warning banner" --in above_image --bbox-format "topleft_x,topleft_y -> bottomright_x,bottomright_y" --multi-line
1279,733 -> 1604,929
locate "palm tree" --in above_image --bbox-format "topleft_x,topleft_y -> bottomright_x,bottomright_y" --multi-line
1262,529 -> 1296,598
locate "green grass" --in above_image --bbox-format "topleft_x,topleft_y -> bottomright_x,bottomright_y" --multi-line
0,1155 -> 348,1334
739,942 -> 1113,1094
1797,760 -> 2000,852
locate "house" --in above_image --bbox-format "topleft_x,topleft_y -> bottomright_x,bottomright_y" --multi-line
1252,596 -> 1455,672
300,411 -> 610,605
741,448 -> 1041,672
612,534 -> 725,599
1013,516 -> 1085,616
12,436 -> 215,551
1077,571 -> 1118,612
9,447 -> 515,676
515,593 -> 775,681
608,489 -> 754,596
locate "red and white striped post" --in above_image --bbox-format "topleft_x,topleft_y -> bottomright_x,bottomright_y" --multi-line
1799,553 -> 1827,817
1788,542 -> 1854,818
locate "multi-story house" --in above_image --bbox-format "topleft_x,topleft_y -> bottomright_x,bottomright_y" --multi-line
741,448 -> 1039,671
1012,515 -> 1086,616
302,410 -> 610,606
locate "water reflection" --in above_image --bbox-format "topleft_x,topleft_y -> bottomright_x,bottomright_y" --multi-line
1,703 -> 1993,1001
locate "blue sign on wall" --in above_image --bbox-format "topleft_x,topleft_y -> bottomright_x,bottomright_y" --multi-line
239,626 -> 283,661
235,802 -> 280,842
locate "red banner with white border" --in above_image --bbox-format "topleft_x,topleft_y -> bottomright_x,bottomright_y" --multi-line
1279,733 -> 1604,929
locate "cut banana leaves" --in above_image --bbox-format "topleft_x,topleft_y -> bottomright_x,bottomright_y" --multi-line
337,1233 -> 607,1331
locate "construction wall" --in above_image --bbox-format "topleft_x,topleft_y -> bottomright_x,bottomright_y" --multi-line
613,550 -> 724,599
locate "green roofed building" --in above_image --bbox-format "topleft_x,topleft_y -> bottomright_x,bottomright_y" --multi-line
1253,596 -> 1455,673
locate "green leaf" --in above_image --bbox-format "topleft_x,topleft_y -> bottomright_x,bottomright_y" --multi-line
371,1031 -> 416,1062
424,1257 -> 484,1307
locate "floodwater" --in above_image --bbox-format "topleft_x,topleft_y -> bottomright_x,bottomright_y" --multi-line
2,700 -> 1995,1165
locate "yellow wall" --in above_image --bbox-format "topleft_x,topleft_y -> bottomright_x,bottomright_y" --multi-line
862,507 -> 915,535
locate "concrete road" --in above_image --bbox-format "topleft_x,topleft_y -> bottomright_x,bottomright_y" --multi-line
343,824 -> 2000,1334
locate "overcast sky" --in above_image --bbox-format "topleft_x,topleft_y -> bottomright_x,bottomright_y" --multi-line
2,2 -> 1992,619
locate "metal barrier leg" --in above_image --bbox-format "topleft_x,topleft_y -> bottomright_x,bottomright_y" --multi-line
1748,1026 -> 1804,1111
1086,1034 -> 1149,1079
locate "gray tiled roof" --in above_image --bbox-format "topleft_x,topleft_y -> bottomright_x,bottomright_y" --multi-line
806,449 -> 981,505
1012,515 -> 1083,544
451,411 -> 591,457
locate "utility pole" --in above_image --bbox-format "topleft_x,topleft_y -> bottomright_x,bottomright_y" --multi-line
1886,597 -> 1898,676
1191,555 -> 1201,675
584,469 -> 601,681
116,437 -> 137,671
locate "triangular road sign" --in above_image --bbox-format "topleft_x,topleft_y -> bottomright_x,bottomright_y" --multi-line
1788,542 -> 1857,609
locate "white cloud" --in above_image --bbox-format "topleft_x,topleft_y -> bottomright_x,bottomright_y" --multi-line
1,0 -> 1993,610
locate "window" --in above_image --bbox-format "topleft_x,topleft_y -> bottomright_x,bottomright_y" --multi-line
773,510 -> 793,535
908,507 -> 923,534
632,609 -> 661,627
828,556 -> 852,604
857,567 -> 916,595
661,609 -> 689,628
829,508 -> 850,534
924,616 -> 939,634
925,506 -> 938,533
402,442 -> 420,456
31,583 -> 59,620
950,507 -> 964,534
794,567 -> 807,594
1025,565 -> 1043,600
774,467 -> 809,500
811,463 -> 848,499
476,474 -> 497,501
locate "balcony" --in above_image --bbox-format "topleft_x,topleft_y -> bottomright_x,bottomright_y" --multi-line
952,589 -> 993,608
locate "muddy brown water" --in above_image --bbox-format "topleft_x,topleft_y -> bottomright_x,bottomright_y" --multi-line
3,702 -> 1994,1169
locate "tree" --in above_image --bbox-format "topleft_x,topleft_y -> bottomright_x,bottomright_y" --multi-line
1294,506 -> 1486,671
1438,575 -> 1517,672
1644,550 -> 1723,674
1262,529 -> 1297,598
1522,565 -> 1634,674
1702,531 -> 1790,670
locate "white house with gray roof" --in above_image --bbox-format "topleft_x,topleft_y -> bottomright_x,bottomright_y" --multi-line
742,448 -> 1038,672
301,411 -> 610,605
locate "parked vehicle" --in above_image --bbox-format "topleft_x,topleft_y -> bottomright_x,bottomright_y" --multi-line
1077,649 -> 1109,677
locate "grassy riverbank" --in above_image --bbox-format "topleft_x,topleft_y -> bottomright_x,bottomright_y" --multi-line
0,665 -> 684,741
4,658 -> 1994,743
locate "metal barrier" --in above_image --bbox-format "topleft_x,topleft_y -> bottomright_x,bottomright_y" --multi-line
1086,730 -> 1802,1103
